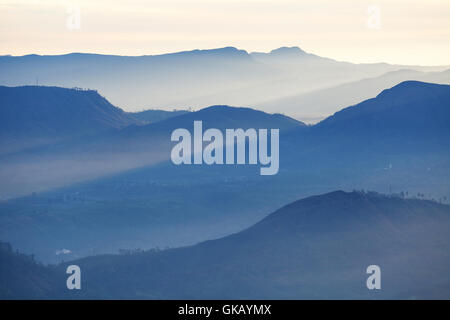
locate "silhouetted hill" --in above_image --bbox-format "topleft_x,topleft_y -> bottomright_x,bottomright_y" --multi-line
279,81 -> 450,154
4,191 -> 447,299
0,86 -> 138,154
315,81 -> 450,136
0,241 -> 63,299
0,103 -> 305,203
293,81 -> 450,157
61,191 -> 449,299
126,105 -> 306,136
261,69 -> 450,122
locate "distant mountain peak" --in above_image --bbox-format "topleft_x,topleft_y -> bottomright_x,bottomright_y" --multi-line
196,105 -> 306,126
174,46 -> 250,58
269,46 -> 307,55
214,46 -> 247,54
375,80 -> 447,99
198,104 -> 250,113
388,80 -> 436,89
134,104 -> 307,132
314,80 -> 450,134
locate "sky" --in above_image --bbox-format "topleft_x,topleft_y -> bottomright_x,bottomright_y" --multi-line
0,0 -> 449,65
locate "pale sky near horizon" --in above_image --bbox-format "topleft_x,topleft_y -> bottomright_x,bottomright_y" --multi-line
1,0 -> 449,65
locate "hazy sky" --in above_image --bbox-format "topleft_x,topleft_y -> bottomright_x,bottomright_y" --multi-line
1,0 -> 449,65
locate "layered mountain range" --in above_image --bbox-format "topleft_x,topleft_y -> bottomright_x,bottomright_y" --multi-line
2,47 -> 449,121
0,81 -> 449,263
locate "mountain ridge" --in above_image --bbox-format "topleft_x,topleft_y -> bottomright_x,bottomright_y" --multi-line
0,85 -> 139,154
2,46 -> 447,110
3,190 -> 450,299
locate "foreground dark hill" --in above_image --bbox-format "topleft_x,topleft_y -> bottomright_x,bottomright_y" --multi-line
3,191 -> 450,299
0,242 -> 64,299
61,191 -> 450,299
0,86 -> 138,154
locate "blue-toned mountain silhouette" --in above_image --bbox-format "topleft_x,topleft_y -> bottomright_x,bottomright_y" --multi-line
314,80 -> 450,137
2,191 -> 450,299
0,81 -> 449,263
0,95 -> 305,198
0,86 -> 138,154
1,47 -> 447,111
261,69 -> 450,122
283,80 -> 450,156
